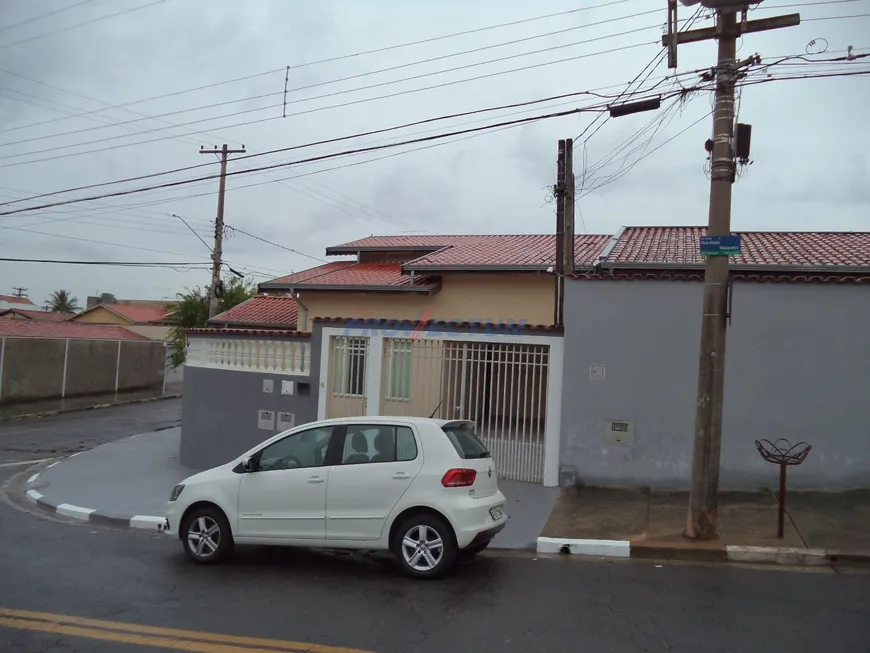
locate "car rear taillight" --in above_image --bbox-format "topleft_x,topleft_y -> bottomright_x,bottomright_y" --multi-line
441,468 -> 477,487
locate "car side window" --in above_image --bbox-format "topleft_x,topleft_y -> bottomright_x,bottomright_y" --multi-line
396,426 -> 418,462
340,425 -> 419,464
257,427 -> 333,472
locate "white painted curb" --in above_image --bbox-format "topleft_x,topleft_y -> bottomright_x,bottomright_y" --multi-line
26,489 -> 42,503
56,503 -> 96,520
537,536 -> 631,558
725,545 -> 828,566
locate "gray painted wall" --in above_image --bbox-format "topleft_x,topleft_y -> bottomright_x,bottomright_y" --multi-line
180,330 -> 321,470
561,279 -> 870,489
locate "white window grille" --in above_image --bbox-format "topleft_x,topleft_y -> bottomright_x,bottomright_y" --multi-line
385,338 -> 413,401
332,336 -> 367,397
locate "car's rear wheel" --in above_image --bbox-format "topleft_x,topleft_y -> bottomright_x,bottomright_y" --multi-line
392,513 -> 457,579
181,506 -> 233,564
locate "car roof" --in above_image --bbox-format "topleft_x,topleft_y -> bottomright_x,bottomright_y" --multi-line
320,416 -> 472,427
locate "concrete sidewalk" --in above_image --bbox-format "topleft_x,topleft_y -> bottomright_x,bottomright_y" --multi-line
22,428 -> 560,548
539,485 -> 870,566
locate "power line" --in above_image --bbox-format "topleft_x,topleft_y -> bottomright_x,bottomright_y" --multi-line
0,0 -> 170,50
0,0 -> 95,35
1,9 -> 662,151
0,0 -> 638,137
0,257 -> 209,268
0,99 -> 670,216
802,12 -> 870,21
55,83 -> 713,215
577,110 -> 713,201
39,64 -> 857,218
225,227 -> 327,263
0,224 -> 286,278
0,38 -> 658,172
0,80 -> 655,206
0,26 -> 660,165
0,74 -> 387,228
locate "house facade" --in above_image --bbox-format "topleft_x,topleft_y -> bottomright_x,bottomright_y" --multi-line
181,227 -> 870,490
559,227 -> 870,489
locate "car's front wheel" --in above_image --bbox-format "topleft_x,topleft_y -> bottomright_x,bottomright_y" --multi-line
181,506 -> 233,564
392,513 -> 457,579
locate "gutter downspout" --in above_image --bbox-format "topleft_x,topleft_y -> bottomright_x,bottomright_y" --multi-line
292,291 -> 310,331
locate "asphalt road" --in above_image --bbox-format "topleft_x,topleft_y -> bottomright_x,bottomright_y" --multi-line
0,403 -> 868,652
0,399 -> 180,466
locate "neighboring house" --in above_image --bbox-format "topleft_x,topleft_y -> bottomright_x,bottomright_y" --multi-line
0,294 -> 36,311
0,308 -> 72,321
560,226 -> 870,490
70,303 -> 170,340
208,295 -> 299,330
257,234 -> 610,330
0,320 -> 163,404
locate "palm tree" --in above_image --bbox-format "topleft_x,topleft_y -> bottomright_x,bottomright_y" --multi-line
49,289 -> 79,313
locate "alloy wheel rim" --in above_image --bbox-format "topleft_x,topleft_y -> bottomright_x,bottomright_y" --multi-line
401,524 -> 444,571
187,516 -> 220,558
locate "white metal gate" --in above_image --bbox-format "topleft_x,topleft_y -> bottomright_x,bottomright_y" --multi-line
380,337 -> 549,483
326,335 -> 369,418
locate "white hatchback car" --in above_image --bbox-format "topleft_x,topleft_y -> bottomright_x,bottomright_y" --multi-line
166,417 -> 507,578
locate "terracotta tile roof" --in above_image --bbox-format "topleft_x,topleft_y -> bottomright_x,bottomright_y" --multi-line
603,227 -> 870,268
260,262 -> 438,291
326,235 -> 462,253
186,327 -> 311,337
403,235 -> 609,269
0,294 -> 35,306
325,234 -> 610,269
0,320 -> 152,340
0,309 -> 73,321
210,296 -> 299,328
97,303 -> 169,323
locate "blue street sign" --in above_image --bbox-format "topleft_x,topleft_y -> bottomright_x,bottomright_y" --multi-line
699,234 -> 741,256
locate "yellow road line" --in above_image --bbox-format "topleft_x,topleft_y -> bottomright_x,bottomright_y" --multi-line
0,609 -> 376,653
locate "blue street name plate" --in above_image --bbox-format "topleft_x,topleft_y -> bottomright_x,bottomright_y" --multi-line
699,234 -> 741,256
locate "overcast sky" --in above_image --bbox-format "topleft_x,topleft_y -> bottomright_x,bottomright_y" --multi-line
0,0 -> 867,307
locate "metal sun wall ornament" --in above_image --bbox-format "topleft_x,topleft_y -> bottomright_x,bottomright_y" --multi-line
754,438 -> 812,539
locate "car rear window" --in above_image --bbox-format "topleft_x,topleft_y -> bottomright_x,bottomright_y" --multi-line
441,424 -> 490,459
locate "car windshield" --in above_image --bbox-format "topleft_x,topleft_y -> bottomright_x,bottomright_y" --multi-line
441,424 -> 490,459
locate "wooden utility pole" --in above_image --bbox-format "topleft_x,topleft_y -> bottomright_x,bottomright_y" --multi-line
552,138 -> 576,327
563,139 -> 575,277
200,144 -> 245,318
553,141 -> 566,326
664,1 -> 799,540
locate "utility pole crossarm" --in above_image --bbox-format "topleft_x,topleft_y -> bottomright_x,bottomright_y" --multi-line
199,144 -> 246,319
662,13 -> 800,47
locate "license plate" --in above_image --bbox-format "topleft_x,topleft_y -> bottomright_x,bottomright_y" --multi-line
489,505 -> 505,520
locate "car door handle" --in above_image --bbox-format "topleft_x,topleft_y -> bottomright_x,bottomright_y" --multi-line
307,476 -> 325,484
392,472 -> 410,480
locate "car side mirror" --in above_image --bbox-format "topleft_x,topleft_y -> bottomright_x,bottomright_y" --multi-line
241,457 -> 257,473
